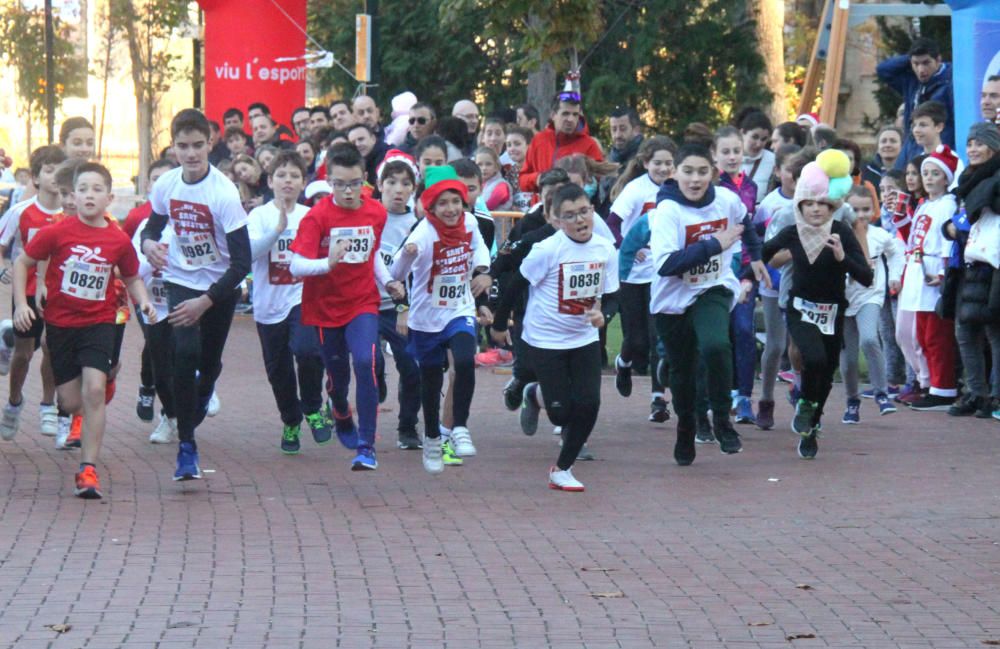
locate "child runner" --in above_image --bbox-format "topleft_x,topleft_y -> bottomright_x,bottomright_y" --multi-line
14,162 -> 155,498
141,109 -> 252,481
761,151 -> 873,458
391,166 -> 492,473
739,110 -> 775,199
873,168 -> 910,398
608,135 -> 677,422
474,146 -> 513,211
504,125 -> 534,212
839,185 -> 903,422
290,144 -> 404,470
248,150 -> 333,454
490,183 -> 619,491
0,145 -> 66,440
649,143 -> 770,466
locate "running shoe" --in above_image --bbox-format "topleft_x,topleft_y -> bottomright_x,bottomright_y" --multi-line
495,349 -> 515,367
149,412 -> 178,444
993,408 -> 1000,422
864,385 -> 900,399
648,397 -> 670,423
519,383 -> 540,436
55,416 -> 71,449
894,383 -> 920,404
734,397 -> 755,424
207,391 -> 221,417
548,466 -> 585,492
351,446 -> 378,471
875,393 -> 897,415
976,398 -> 996,419
39,403 -> 58,436
281,424 -> 301,455
475,348 -> 513,367
305,410 -> 333,445
441,439 -> 464,465
777,370 -> 796,384
909,394 -> 955,412
332,406 -> 359,450
695,413 -> 716,444
792,399 -> 818,436
552,425 -> 562,436
0,319 -> 13,376
614,355 -> 632,397
65,415 -> 82,448
450,426 -> 476,457
422,437 -> 444,474
74,465 -> 103,499
397,430 -> 422,450
503,376 -> 524,412
842,399 -> 861,425
136,386 -> 156,422
756,400 -> 775,430
1,400 -> 23,441
715,418 -> 743,454
947,394 -> 979,417
173,441 -> 202,481
674,419 -> 696,466
797,428 -> 818,460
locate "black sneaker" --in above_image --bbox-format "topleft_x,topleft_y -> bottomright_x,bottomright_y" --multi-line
648,397 -> 670,423
136,386 -> 155,422
976,397 -> 996,419
694,413 -> 715,444
948,394 -> 979,417
281,424 -> 301,455
397,430 -> 422,450
797,428 -> 818,459
714,417 -> 743,454
909,394 -> 956,412
674,418 -> 696,466
519,383 -> 540,435
503,377 -> 524,412
614,355 -> 632,397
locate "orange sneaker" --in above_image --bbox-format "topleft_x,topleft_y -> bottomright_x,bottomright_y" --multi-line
475,348 -> 503,367
66,414 -> 82,448
74,465 -> 102,499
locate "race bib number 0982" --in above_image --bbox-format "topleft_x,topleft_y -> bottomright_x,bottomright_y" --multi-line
176,232 -> 219,268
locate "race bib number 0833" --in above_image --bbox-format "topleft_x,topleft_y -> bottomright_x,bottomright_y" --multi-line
331,226 -> 374,264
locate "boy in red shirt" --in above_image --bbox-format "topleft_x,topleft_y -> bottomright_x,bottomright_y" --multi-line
13,162 -> 156,499
290,144 -> 405,471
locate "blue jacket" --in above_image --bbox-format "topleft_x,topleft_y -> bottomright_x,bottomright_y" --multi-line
876,54 -> 954,168
619,213 -> 651,282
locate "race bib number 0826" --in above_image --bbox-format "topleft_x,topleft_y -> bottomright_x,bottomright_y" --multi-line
61,259 -> 112,301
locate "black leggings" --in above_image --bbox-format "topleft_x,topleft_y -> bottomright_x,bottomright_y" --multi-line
786,306 -> 844,425
525,341 -> 602,470
141,318 -> 176,418
166,282 -> 239,443
419,332 -> 476,439
618,281 -> 664,391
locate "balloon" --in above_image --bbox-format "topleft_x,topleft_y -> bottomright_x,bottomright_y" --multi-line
816,149 -> 851,179
828,177 -> 854,200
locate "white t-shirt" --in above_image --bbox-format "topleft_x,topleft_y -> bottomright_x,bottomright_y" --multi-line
649,187 -> 747,315
148,166 -> 248,291
845,224 -> 904,316
247,201 -> 310,325
391,212 -> 490,333
131,218 -> 175,326
378,210 -> 418,310
609,173 -> 660,284
898,193 -> 956,312
741,149 -> 775,202
520,230 -> 619,350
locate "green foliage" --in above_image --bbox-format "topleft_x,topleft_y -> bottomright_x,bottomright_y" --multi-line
110,0 -> 191,100
0,3 -> 87,117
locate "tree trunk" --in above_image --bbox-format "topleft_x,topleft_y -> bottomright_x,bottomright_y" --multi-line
752,0 -> 787,124
121,2 -> 151,195
527,61 -> 555,125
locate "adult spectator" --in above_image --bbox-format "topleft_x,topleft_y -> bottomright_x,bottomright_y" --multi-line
309,106 -> 329,133
352,95 -> 383,139
518,91 -> 603,193
250,114 -> 295,151
452,99 -> 480,154
516,104 -> 540,134
347,123 -> 388,185
608,107 -> 643,168
208,120 -> 230,166
861,125 -> 904,194
329,99 -> 355,132
222,107 -> 245,133
249,101 -> 294,140
877,37 -> 954,168
401,102 -> 437,154
981,75 -> 1000,122
290,106 -> 311,140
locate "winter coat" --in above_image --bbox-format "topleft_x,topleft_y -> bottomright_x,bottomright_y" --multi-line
519,119 -> 604,193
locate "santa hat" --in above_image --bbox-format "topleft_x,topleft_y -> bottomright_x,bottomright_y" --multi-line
304,179 -> 331,200
420,165 -> 468,213
376,149 -> 419,184
796,112 -> 820,128
921,145 -> 959,183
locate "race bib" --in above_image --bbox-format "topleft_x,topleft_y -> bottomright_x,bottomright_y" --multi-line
331,226 -> 374,264
379,240 -> 398,270
794,297 -> 837,335
61,258 -> 112,301
149,276 -> 168,307
431,274 -> 471,309
683,255 -> 722,285
176,232 -> 220,268
558,261 -> 603,314
269,230 -> 298,285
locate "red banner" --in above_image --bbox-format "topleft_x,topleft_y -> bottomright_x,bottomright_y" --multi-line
197,0 -> 308,131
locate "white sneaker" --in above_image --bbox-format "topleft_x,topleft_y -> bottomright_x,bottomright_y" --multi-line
548,466 -> 585,492
422,436 -> 444,474
149,413 -> 179,444
0,319 -> 13,376
1,401 -> 24,441
207,391 -> 220,417
54,416 -> 72,449
450,426 -> 476,457
552,425 -> 563,436
39,404 -> 58,436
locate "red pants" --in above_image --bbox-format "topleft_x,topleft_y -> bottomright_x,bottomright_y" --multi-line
915,311 -> 958,396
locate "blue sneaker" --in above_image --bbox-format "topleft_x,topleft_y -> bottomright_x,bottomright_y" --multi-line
173,441 -> 202,481
842,399 -> 861,424
332,406 -> 359,450
875,393 -> 897,415
351,446 -> 377,471
734,396 -> 755,424
861,388 -> 875,399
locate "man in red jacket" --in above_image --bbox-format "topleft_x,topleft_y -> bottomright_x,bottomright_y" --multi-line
519,91 -> 604,193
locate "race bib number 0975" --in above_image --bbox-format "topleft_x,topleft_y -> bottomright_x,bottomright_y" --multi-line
793,297 -> 837,335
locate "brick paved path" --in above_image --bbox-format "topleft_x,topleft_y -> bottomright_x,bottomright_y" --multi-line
1,311 -> 999,648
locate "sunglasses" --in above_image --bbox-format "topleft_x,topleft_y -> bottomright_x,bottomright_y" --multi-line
409,116 -> 429,125
557,91 -> 581,103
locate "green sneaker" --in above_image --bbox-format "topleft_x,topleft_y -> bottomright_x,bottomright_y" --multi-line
281,423 -> 301,455
305,410 -> 333,445
792,399 -> 818,436
441,438 -> 464,466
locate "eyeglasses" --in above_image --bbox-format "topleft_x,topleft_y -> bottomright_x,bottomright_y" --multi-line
557,206 -> 592,221
409,116 -> 429,125
330,179 -> 364,191
557,91 -> 581,103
